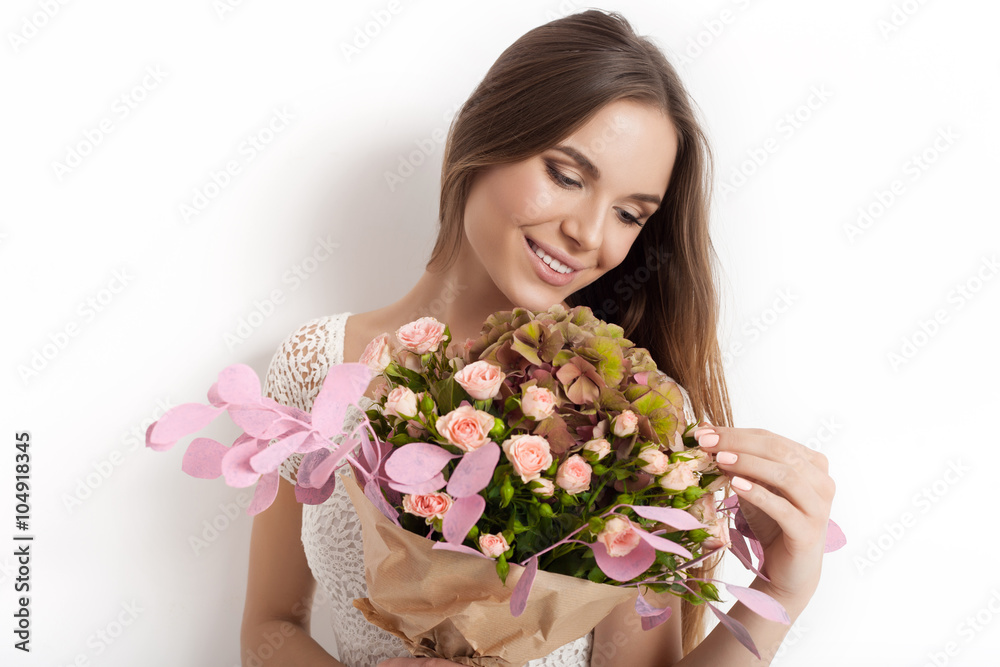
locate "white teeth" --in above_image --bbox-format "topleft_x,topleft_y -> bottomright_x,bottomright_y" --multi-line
529,239 -> 573,274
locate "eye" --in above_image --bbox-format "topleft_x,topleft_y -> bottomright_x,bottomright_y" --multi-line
616,209 -> 644,228
545,162 -> 580,188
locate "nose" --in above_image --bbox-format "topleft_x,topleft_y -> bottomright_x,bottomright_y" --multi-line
559,200 -> 604,252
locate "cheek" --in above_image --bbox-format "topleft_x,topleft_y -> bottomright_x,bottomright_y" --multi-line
491,164 -> 555,225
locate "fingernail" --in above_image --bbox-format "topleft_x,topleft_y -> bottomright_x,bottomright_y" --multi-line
732,476 -> 752,491
693,428 -> 714,439
698,433 -> 720,448
717,451 -> 738,464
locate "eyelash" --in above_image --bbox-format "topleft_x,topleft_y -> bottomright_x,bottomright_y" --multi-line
544,162 -> 645,228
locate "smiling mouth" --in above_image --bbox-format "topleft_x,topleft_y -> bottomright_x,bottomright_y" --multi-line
526,237 -> 578,275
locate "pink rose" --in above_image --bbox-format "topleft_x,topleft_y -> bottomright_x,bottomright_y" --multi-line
455,360 -> 506,400
530,479 -> 555,497
637,447 -> 670,475
676,448 -> 714,473
521,385 -> 556,421
583,438 -> 612,461
658,460 -> 698,492
502,434 -> 553,484
596,516 -> 643,557
385,386 -> 418,419
555,454 -> 592,495
689,496 -> 729,550
436,405 -> 495,452
612,410 -> 638,437
402,491 -> 453,523
359,333 -> 391,372
478,532 -> 510,558
395,316 -> 447,354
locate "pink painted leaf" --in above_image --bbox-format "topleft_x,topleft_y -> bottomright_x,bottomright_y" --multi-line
591,538 -> 656,582
632,525 -> 693,559
387,473 -> 447,495
510,556 -> 538,617
442,493 -> 485,544
629,505 -> 707,531
432,541 -> 489,558
249,430 -> 312,474
221,440 -> 265,487
295,472 -> 338,505
207,382 -> 224,407
721,493 -> 740,511
727,527 -> 770,581
824,518 -> 846,552
229,404 -> 283,439
257,417 -> 306,440
446,442 -> 500,498
311,363 -> 373,438
216,364 -> 262,405
146,403 -> 225,451
181,437 -> 228,479
385,442 -> 460,485
247,470 -> 280,516
364,476 -> 400,526
704,602 -> 760,659
724,584 -> 790,624
635,591 -> 672,631
299,448 -> 334,489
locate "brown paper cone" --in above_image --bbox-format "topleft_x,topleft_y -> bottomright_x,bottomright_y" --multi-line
340,467 -> 639,667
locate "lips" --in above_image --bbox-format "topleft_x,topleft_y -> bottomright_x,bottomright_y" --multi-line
523,234 -> 579,287
525,237 -> 583,272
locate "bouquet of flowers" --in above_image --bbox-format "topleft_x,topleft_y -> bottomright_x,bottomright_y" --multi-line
147,304 -> 845,666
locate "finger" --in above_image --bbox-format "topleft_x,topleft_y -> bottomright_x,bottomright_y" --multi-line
728,474 -> 809,544
713,451 -> 826,518
695,427 -> 830,492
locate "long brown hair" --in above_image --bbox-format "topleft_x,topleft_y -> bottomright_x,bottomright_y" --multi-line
427,9 -> 734,656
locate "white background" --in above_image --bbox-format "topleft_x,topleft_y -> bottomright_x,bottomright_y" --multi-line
2,0 -> 998,665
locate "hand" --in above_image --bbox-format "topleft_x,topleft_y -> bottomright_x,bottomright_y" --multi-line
693,423 -> 837,611
377,659 -> 467,666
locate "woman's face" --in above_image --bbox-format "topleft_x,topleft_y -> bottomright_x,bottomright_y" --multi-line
462,98 -> 679,313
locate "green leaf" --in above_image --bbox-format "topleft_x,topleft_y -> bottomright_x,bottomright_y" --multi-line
698,581 -> 722,603
500,475 -> 514,508
587,567 -> 607,584
496,553 -> 509,585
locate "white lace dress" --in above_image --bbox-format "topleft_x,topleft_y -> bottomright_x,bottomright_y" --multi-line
263,311 -> 696,667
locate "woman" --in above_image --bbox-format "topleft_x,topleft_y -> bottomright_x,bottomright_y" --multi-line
240,9 -> 836,667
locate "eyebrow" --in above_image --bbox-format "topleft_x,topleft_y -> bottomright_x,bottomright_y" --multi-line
552,144 -> 663,205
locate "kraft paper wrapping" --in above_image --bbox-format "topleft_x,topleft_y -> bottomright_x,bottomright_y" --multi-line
340,467 -> 640,667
